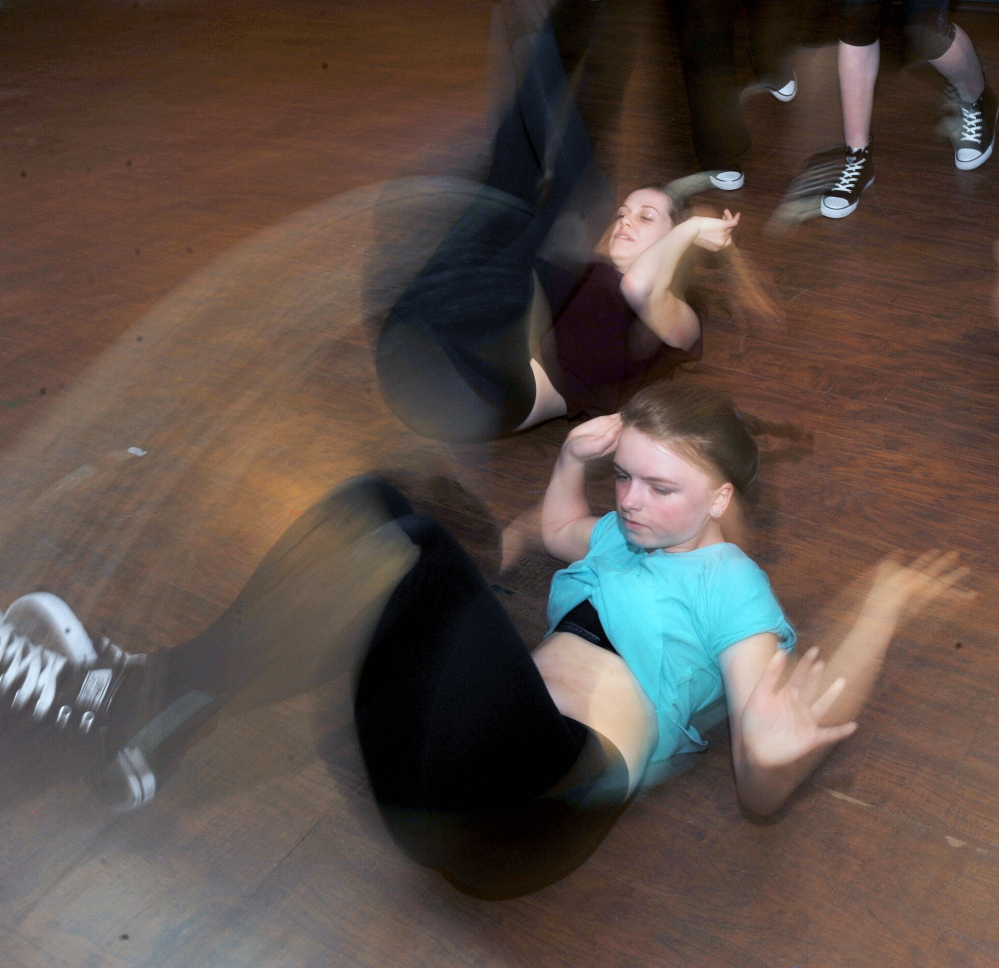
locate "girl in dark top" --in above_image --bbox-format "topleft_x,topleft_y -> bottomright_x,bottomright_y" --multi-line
533,188 -> 738,423
377,178 -> 742,441
374,0 -> 745,443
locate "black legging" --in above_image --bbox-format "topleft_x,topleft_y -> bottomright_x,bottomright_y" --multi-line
376,0 -> 616,443
126,477 -> 630,899
358,493 -> 632,897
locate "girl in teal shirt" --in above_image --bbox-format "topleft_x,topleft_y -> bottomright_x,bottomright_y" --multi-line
537,382 -> 966,812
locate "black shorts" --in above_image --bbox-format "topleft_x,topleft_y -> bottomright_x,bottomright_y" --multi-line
552,598 -> 619,655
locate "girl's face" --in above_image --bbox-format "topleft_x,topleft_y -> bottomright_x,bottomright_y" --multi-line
613,426 -> 732,552
607,189 -> 674,271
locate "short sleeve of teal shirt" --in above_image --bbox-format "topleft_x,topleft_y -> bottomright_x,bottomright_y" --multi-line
547,512 -> 796,767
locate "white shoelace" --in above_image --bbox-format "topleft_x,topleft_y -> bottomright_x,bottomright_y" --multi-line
832,156 -> 865,194
0,622 -> 67,719
960,103 -> 983,144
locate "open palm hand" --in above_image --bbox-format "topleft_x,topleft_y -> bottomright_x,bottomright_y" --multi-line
740,648 -> 857,771
868,550 -> 973,625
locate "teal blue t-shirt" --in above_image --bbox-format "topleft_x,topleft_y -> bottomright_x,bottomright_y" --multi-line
547,512 -> 796,767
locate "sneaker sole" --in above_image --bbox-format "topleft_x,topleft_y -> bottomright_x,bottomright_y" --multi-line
104,746 -> 157,811
770,83 -> 797,103
708,172 -> 745,191
955,134 -> 995,171
820,176 -> 874,219
741,75 -> 796,104
94,688 -> 217,810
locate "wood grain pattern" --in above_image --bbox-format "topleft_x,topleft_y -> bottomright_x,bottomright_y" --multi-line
1,0 -> 998,966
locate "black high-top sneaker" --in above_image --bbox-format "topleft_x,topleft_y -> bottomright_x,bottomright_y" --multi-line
953,85 -> 997,171
820,145 -> 874,219
0,611 -> 146,757
769,146 -> 849,227
0,598 -> 217,812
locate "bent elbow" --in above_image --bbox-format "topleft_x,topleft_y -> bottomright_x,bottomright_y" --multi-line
619,272 -> 650,312
674,324 -> 700,352
540,523 -> 570,562
540,530 -> 559,559
662,309 -> 701,351
675,304 -> 702,350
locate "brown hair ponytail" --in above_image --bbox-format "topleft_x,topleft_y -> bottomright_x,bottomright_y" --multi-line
657,176 -> 782,325
620,383 -> 760,492
620,382 -> 814,493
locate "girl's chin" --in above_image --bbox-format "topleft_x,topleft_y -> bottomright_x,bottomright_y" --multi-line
620,519 -> 680,549
623,524 -> 661,544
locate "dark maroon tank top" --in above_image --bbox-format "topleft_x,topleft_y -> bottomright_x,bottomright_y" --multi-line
540,261 -> 702,420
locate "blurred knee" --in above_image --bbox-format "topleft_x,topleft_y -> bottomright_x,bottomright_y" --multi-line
906,17 -> 956,62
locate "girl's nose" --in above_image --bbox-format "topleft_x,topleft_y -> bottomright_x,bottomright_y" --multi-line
620,481 -> 641,510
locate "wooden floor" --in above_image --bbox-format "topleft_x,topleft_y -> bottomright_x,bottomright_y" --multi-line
2,0 -> 999,965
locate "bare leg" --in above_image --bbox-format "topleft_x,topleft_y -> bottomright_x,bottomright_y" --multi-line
838,39 -> 879,148
533,632 -> 658,794
514,275 -> 567,432
515,360 -> 568,430
928,26 -> 985,102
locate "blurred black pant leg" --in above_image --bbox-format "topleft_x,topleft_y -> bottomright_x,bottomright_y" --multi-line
376,1 -> 610,442
354,502 -> 630,900
670,0 -> 797,171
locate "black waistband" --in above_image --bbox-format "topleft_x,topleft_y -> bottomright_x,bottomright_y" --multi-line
552,599 -> 618,656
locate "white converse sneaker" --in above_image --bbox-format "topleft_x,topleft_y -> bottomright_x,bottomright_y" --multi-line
708,169 -> 745,191
3,592 -> 97,665
0,597 -> 219,812
0,603 -> 155,816
769,146 -> 847,227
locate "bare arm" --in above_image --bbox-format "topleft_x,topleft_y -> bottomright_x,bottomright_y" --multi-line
619,213 -> 739,350
721,636 -> 854,817
720,551 -> 972,816
805,551 -> 972,726
541,414 -> 622,563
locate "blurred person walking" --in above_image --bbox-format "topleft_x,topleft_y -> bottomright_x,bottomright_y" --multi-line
668,0 -> 800,190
